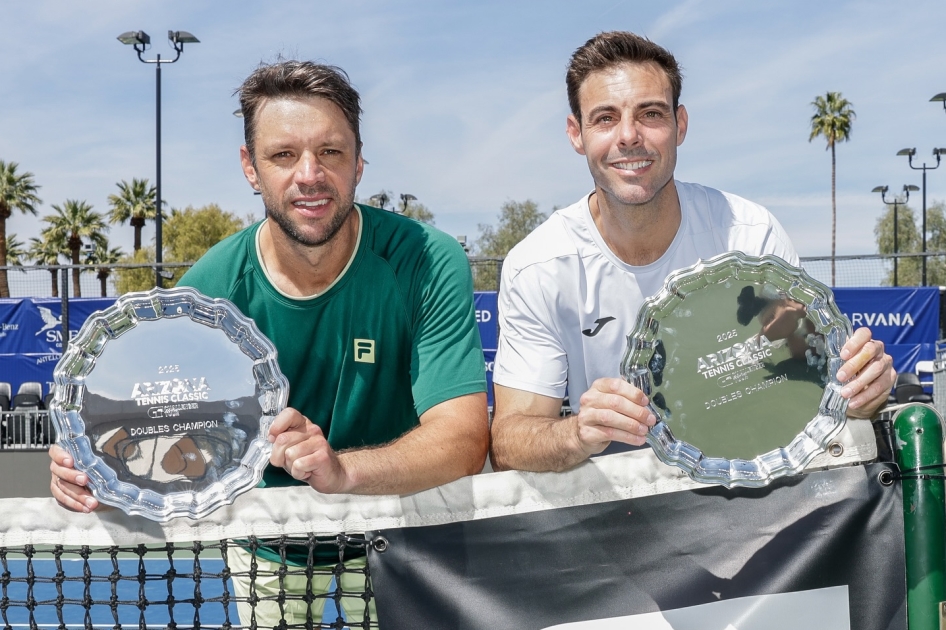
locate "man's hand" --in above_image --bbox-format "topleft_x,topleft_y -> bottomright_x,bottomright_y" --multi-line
573,378 -> 657,457
269,393 -> 487,496
49,444 -> 99,513
490,379 -> 656,473
269,408 -> 352,495
837,327 -> 896,418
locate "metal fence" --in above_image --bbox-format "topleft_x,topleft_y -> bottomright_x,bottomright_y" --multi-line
0,411 -> 54,451
798,252 -> 946,288
1,257 -> 506,300
3,253 -> 944,302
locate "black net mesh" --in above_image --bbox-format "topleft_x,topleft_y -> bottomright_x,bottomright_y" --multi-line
0,535 -> 376,630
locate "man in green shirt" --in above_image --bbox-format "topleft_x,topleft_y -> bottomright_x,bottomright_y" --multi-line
50,60 -> 489,626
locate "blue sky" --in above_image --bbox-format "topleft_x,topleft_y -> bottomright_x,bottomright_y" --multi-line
3,0 -> 945,258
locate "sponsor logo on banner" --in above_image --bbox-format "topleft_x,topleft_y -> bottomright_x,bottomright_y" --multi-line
541,586 -> 850,630
845,312 -> 915,328
34,306 -> 61,336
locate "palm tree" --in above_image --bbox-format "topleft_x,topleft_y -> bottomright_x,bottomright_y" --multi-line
43,200 -> 108,298
5,234 -> 26,267
809,92 -> 855,286
0,161 -> 42,297
107,178 -> 156,252
28,232 -> 63,298
84,241 -> 124,297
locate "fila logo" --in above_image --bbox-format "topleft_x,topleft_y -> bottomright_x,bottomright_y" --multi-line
354,339 -> 376,363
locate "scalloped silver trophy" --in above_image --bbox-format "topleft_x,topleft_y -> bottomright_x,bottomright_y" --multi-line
621,252 -> 851,488
51,287 -> 289,521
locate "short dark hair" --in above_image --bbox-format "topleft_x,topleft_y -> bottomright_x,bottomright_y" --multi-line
236,60 -> 363,161
566,31 -> 683,123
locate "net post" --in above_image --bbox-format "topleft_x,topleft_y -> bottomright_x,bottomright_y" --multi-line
894,404 -> 946,630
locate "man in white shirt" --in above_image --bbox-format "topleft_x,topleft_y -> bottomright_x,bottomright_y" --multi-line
490,31 -> 895,472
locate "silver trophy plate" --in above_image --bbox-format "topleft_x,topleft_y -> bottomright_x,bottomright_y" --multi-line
51,287 -> 289,521
621,252 -> 851,487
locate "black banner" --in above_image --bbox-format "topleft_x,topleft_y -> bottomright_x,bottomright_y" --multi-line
369,463 -> 905,629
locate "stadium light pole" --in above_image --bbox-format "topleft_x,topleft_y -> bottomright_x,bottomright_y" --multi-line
399,193 -> 417,215
932,93 -> 946,114
896,147 -> 945,286
117,29 -> 200,287
873,184 -> 919,286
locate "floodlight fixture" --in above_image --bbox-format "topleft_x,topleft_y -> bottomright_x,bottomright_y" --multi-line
117,30 -> 150,47
398,193 -> 417,214
117,28 -> 200,287
897,144 -> 943,285
369,192 -> 390,209
873,184 -> 913,286
932,92 -> 946,112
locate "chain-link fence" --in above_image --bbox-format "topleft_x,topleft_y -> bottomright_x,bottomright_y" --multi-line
1,258 -> 506,299
0,263 -> 194,299
799,252 -> 946,288
1,253 -> 941,303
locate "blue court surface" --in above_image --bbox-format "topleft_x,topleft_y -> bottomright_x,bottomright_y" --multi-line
1,556 -> 344,628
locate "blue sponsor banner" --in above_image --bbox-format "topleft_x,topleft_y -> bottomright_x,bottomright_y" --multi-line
474,292 -> 498,351
0,353 -> 61,397
0,298 -> 116,398
483,349 -> 495,407
833,287 -> 938,345
832,287 -> 939,375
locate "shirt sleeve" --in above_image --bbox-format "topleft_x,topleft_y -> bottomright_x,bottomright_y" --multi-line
409,235 -> 487,416
493,263 -> 569,399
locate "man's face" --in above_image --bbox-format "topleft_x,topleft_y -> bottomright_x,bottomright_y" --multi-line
566,62 -> 687,208
240,96 -> 364,247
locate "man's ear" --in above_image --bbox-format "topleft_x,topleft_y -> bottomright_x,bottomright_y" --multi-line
566,114 -> 586,156
675,104 -> 688,147
354,151 -> 364,187
240,145 -> 261,191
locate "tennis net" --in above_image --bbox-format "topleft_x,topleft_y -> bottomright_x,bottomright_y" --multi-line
0,417 -> 882,629
0,488 -> 387,630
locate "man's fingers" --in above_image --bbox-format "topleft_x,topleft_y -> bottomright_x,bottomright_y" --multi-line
575,379 -> 658,452
837,328 -> 883,382
267,407 -> 310,442
49,472 -> 98,513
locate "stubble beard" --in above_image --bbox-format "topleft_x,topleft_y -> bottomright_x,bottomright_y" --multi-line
263,183 -> 356,248
594,151 -> 674,210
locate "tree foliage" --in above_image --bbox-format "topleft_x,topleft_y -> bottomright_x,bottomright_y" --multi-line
472,199 -> 547,290
85,240 -> 125,297
809,92 -> 855,286
401,199 -> 435,225
5,234 -> 26,267
107,178 -> 156,252
114,247 -> 157,295
874,200 -> 946,286
0,160 -> 42,297
114,203 -> 245,293
164,204 -> 245,263
28,233 -> 63,297
42,200 -> 108,298
475,200 -> 546,257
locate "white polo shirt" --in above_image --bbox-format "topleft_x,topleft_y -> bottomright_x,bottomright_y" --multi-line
494,181 -> 799,406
